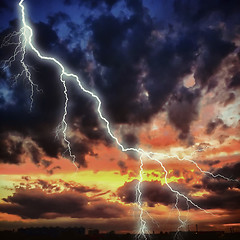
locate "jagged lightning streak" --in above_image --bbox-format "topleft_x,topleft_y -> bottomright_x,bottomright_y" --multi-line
1,24 -> 41,110
148,150 -> 239,183
135,154 -> 148,240
2,0 -> 238,238
173,194 -> 190,240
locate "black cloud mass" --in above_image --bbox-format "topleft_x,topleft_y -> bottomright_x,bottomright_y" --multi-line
0,0 -> 240,167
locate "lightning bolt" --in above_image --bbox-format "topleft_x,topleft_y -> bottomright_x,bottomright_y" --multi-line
1,24 -> 41,110
1,0 -> 239,238
173,193 -> 189,240
135,154 -> 148,240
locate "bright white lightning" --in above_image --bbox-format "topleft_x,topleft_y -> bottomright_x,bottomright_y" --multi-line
1,0 -> 238,238
135,154 -> 148,240
1,26 -> 41,110
173,194 -> 189,240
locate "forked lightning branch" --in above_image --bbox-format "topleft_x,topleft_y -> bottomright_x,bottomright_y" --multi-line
1,0 -> 238,239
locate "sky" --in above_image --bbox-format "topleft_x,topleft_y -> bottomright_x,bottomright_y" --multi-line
0,0 -> 240,234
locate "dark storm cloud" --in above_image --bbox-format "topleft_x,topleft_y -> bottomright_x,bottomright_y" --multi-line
118,178 -> 240,211
167,87 -> 200,142
1,0 -> 240,166
90,6 -> 199,125
0,19 -> 107,167
193,190 -> 240,210
122,133 -> 138,147
117,160 -> 128,174
0,22 -> 66,162
117,180 -> 176,207
194,29 -> 235,87
0,188 -> 85,219
41,159 -> 53,168
0,132 -> 44,165
193,162 -> 240,195
200,177 -> 237,193
48,12 -> 70,26
0,0 -> 13,12
0,1 -> 8,11
66,0 -> 196,149
173,0 -> 238,87
0,133 -> 24,164
63,0 -> 72,5
214,162 -> 240,180
229,72 -> 240,88
190,162 -> 240,210
198,159 -> 220,167
68,139 -> 94,168
224,92 -> 235,106
205,118 -> 223,135
0,187 -> 125,219
67,83 -> 111,145
26,142 -> 42,165
174,0 -> 240,23
64,0 -> 118,9
32,21 -> 86,71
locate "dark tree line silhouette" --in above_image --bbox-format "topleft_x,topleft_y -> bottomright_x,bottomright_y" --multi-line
0,227 -> 239,240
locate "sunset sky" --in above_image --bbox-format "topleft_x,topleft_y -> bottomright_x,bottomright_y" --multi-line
0,0 -> 240,234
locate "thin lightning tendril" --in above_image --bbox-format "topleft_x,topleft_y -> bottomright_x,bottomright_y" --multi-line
1,1 -> 238,238
1,26 -> 41,110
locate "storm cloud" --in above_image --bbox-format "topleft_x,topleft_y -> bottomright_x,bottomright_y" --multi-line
117,180 -> 176,207
0,186 -> 124,219
0,0 -> 239,170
